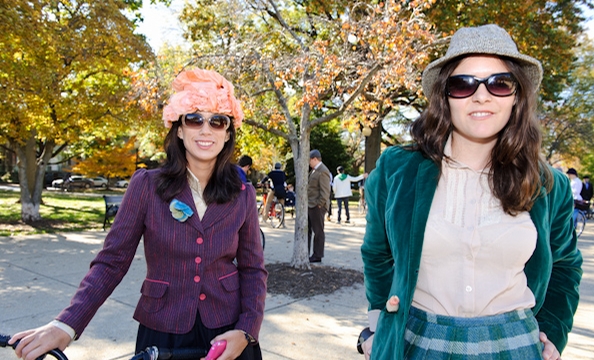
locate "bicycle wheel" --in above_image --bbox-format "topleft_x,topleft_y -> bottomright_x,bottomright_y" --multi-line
575,210 -> 587,238
269,202 -> 285,228
257,202 -> 265,222
260,228 -> 265,250
358,198 -> 366,214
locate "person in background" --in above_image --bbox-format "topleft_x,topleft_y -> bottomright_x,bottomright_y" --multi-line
580,175 -> 592,202
361,25 -> 582,360
581,175 -> 593,217
567,168 -> 584,226
567,168 -> 582,201
327,171 -> 334,222
237,155 -> 253,183
332,166 -> 368,224
308,149 -> 331,263
285,184 -> 296,207
10,68 -> 267,360
260,162 -> 287,223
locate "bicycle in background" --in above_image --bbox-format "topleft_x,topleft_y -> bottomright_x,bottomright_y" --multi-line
257,183 -> 285,228
574,199 -> 589,238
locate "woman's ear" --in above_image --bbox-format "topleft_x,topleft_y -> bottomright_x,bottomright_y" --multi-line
177,126 -> 183,140
225,132 -> 230,142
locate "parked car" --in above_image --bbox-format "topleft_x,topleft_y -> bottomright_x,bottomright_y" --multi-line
45,171 -> 68,189
115,179 -> 129,188
51,178 -> 65,189
62,175 -> 94,191
91,177 -> 109,188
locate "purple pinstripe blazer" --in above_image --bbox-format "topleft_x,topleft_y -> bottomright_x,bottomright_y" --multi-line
56,169 -> 267,340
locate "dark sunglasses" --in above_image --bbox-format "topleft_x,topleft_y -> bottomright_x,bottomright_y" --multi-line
446,73 -> 517,99
180,113 -> 231,130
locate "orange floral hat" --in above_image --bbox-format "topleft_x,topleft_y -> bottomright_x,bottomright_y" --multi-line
162,68 -> 244,129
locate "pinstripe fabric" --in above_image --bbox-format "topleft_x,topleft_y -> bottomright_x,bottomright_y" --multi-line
56,169 -> 267,340
404,307 -> 543,359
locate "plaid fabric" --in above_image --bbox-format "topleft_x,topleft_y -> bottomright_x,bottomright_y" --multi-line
404,307 -> 543,359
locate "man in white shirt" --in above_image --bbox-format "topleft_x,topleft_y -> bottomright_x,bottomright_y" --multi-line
332,166 -> 367,224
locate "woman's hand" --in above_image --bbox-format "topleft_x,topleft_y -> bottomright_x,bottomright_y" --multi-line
9,324 -> 71,360
540,332 -> 561,360
362,333 -> 374,360
201,329 -> 248,360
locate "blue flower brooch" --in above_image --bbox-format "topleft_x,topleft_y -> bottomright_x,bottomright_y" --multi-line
169,199 -> 194,222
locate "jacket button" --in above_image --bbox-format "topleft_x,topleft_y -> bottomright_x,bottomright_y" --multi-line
194,276 -> 200,283
196,237 -> 203,244
195,257 -> 202,264
199,293 -> 206,300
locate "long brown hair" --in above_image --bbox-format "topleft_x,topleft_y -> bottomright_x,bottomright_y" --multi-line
156,120 -> 242,204
409,56 -> 552,215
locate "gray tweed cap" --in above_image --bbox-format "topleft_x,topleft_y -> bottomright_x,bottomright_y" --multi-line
422,24 -> 543,99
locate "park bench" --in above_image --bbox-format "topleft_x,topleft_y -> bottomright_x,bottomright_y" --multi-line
103,195 -> 123,231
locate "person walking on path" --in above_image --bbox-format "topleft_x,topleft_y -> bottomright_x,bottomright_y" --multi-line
10,69 -> 267,360
260,162 -> 286,223
307,149 -> 331,263
332,166 -> 368,224
360,24 -> 582,360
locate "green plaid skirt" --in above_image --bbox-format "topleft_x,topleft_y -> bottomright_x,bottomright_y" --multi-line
404,307 -> 543,359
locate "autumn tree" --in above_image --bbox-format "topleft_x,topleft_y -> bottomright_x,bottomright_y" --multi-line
70,137 -> 139,187
0,0 -> 160,222
541,38 -> 594,167
178,0 -> 435,268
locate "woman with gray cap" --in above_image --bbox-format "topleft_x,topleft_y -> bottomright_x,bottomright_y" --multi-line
360,24 -> 582,360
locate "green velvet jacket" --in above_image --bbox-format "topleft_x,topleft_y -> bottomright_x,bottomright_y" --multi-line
361,146 -> 583,360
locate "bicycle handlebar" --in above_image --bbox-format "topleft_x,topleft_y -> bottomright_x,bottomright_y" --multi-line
131,346 -> 208,360
1,333 -> 208,360
1,334 -> 69,360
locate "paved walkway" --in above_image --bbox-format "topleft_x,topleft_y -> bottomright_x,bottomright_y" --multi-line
1,211 -> 593,359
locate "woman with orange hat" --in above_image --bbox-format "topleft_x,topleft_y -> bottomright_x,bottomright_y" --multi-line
10,69 -> 267,360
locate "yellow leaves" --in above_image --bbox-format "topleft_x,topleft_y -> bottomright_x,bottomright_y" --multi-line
72,138 -> 138,179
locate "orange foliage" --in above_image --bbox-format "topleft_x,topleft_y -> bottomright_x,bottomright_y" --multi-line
71,138 -> 138,181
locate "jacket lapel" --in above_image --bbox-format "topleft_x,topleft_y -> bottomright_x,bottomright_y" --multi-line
201,200 -> 236,230
176,183 -> 205,234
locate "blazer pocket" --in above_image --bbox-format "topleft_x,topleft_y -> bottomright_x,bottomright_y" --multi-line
139,279 -> 169,313
218,270 -> 240,292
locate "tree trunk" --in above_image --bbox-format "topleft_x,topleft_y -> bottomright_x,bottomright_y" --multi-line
290,110 -> 313,269
14,130 -> 55,223
364,125 -> 382,173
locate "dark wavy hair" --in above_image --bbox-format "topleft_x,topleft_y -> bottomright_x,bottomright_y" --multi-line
156,120 -> 242,204
409,55 -> 552,215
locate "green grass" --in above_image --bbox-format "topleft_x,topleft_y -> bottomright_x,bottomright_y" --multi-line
0,189 -> 125,236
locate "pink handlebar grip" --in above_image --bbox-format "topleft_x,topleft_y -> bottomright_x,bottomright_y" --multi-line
205,340 -> 227,360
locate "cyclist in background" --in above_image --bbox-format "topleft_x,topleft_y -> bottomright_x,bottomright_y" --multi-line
260,162 -> 286,222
